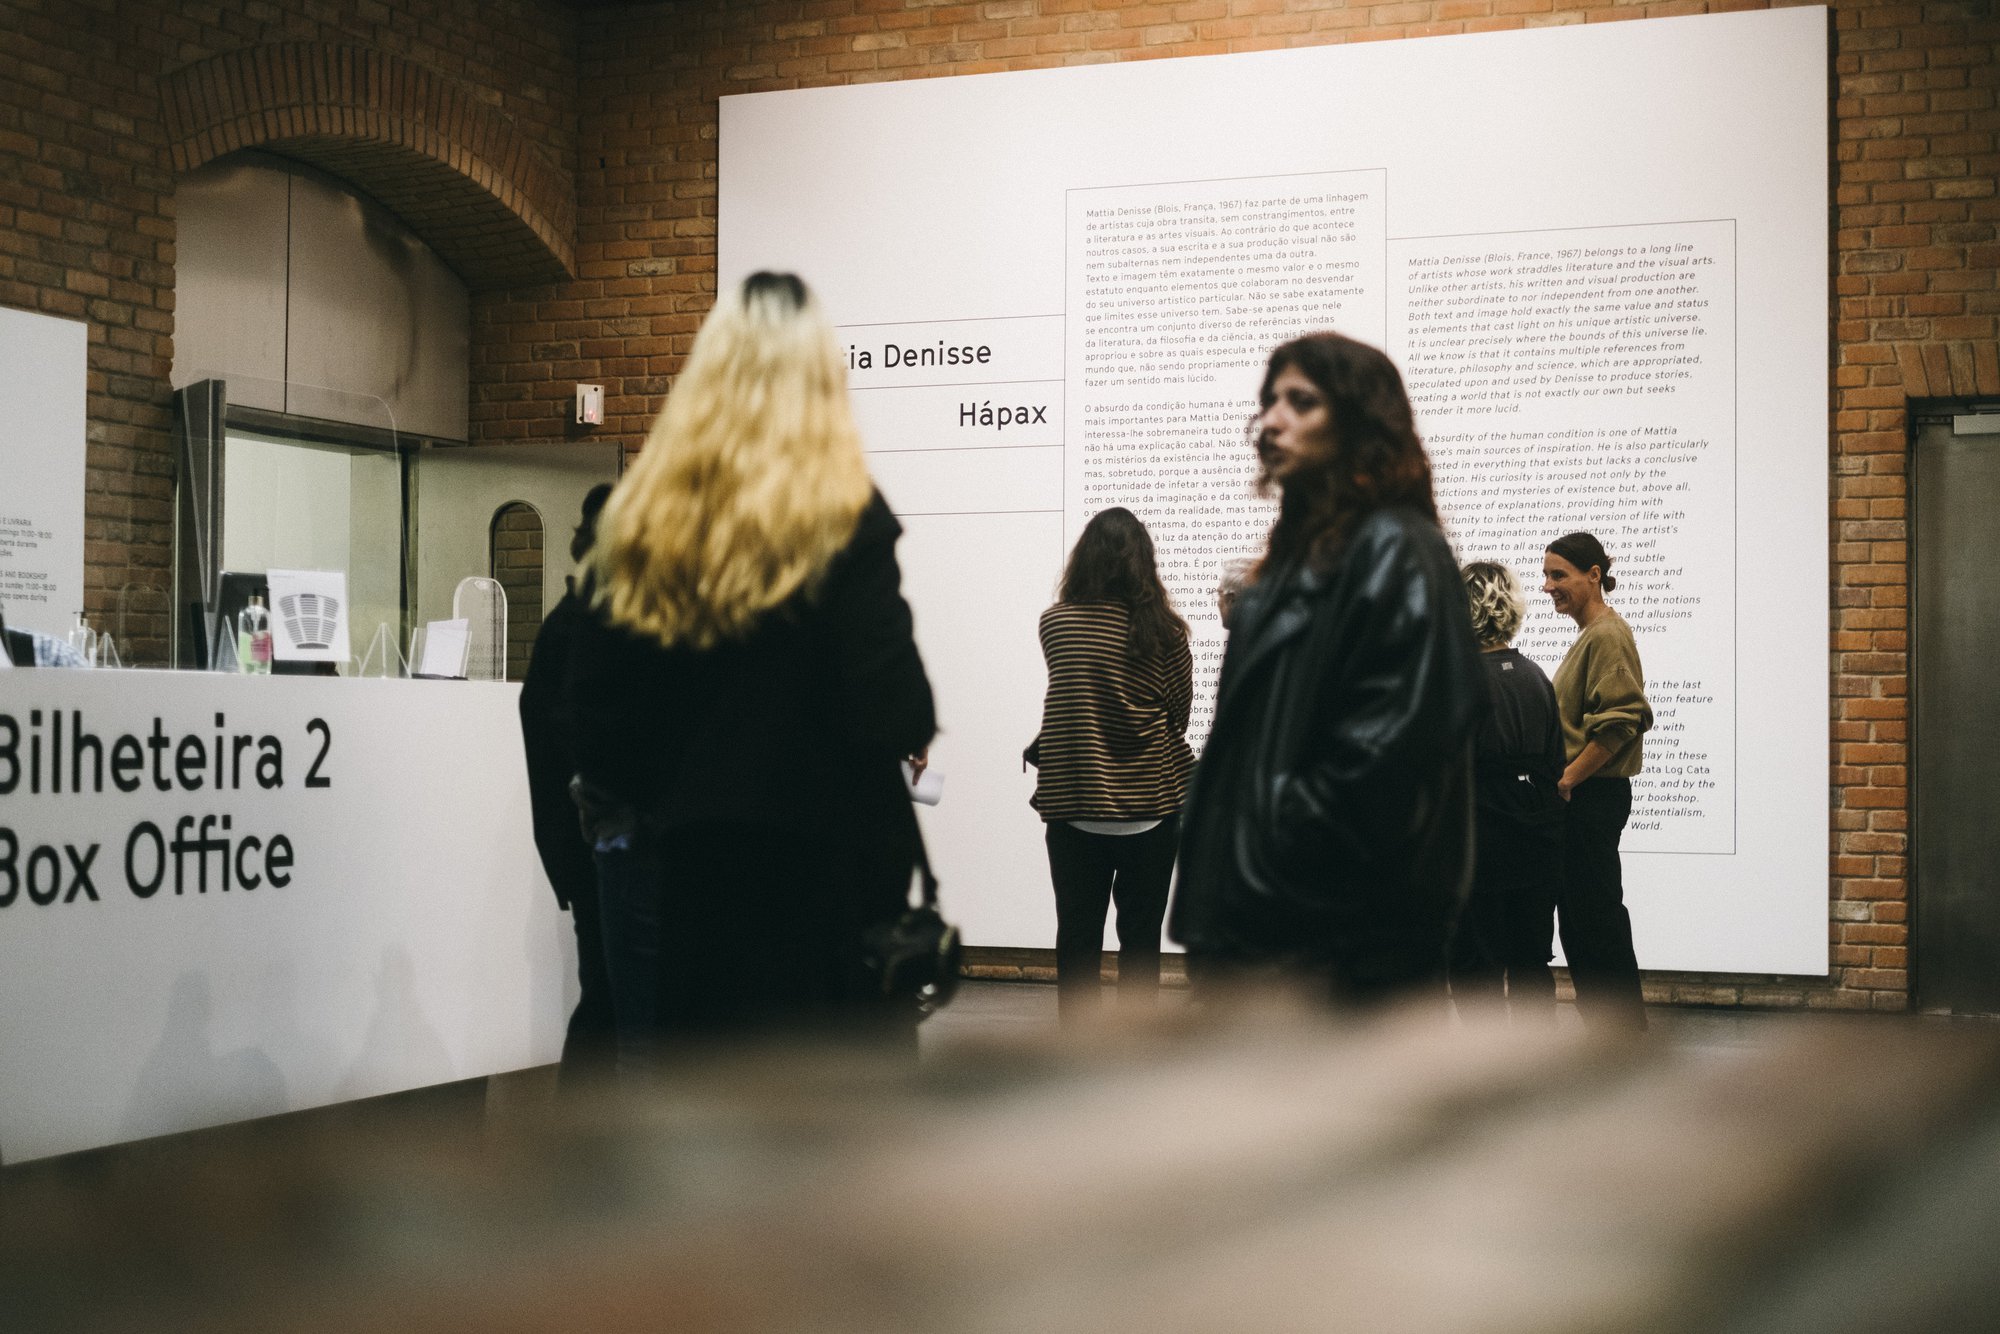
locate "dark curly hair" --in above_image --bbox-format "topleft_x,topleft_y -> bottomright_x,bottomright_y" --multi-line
1252,332 -> 1439,574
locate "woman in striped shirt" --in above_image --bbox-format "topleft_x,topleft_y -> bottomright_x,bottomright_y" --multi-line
1029,507 -> 1194,1023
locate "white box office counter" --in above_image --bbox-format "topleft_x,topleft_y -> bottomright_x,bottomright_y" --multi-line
0,670 -> 569,1164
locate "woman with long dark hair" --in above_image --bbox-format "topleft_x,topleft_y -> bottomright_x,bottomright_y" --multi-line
1170,333 -> 1482,1005
1030,507 -> 1193,1022
561,273 -> 935,1061
1543,531 -> 1653,1030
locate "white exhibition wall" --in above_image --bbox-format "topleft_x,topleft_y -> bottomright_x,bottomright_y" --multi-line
720,8 -> 1829,973
0,306 -> 87,640
0,673 -> 570,1162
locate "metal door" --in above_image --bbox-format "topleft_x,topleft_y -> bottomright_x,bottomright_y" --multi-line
1914,408 -> 2000,1014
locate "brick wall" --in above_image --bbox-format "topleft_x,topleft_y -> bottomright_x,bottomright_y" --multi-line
1826,0 -> 1996,1012
0,0 -> 576,659
2,2 -> 179,653
4,0 -> 1994,1008
466,0 -> 1991,1012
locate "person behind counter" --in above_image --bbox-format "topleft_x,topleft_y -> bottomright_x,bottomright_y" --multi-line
1543,531 -> 1654,1031
1,620 -> 90,668
1170,333 -> 1482,1007
561,272 -> 935,1065
1028,507 -> 1193,1023
518,483 -> 616,1085
1450,561 -> 1565,1017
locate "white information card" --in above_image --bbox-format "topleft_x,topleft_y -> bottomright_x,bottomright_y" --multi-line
0,307 -> 87,639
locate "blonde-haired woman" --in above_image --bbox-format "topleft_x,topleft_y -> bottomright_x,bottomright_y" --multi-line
1450,562 -> 1564,1017
562,272 -> 935,1059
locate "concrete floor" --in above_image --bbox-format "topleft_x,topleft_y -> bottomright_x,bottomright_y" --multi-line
8,979 -> 1981,1181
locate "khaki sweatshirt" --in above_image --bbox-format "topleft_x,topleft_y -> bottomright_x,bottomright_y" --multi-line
1552,608 -> 1653,777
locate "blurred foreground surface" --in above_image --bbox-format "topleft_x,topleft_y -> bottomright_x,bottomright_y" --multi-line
4,985 -> 1999,1333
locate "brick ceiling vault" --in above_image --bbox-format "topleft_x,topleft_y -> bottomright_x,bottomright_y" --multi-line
161,43 -> 576,290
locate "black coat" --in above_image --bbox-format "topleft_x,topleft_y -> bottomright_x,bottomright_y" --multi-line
1472,647 -> 1565,833
559,491 -> 936,928
1169,507 -> 1483,995
519,586 -> 595,910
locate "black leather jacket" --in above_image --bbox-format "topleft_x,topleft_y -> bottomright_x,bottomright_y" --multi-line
1169,507 -> 1483,995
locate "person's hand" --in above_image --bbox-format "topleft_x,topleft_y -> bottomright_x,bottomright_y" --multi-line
906,748 -> 929,780
1557,771 -> 1577,802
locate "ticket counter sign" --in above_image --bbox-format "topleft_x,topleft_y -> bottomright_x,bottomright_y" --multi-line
0,672 -> 569,1164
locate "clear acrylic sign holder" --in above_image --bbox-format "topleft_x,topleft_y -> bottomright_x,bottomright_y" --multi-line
407,620 -> 470,680
208,612 -> 239,672
452,576 -> 507,683
357,622 -> 407,679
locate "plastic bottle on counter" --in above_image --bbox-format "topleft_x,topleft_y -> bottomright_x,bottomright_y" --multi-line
238,595 -> 273,675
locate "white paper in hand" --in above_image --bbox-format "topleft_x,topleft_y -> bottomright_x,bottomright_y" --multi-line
901,760 -> 945,806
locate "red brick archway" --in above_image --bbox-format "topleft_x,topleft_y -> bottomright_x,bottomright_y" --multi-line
162,43 -> 574,289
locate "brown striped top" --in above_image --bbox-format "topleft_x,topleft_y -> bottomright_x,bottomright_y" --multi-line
1030,601 -> 1194,821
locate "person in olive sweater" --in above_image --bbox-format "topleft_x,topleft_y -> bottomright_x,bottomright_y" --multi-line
1543,531 -> 1654,1031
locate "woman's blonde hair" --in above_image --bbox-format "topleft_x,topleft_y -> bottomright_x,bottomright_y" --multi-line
589,273 -> 873,649
1462,560 -> 1525,648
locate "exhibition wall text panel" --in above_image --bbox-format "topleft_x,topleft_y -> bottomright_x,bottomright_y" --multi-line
720,8 -> 1828,974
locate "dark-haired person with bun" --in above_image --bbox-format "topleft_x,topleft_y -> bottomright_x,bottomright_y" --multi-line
1171,333 -> 1481,1007
519,481 -> 617,1083
1544,531 -> 1654,1030
1030,507 -> 1194,1022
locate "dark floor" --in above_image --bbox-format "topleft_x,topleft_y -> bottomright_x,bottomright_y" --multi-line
917,978 -> 1939,1059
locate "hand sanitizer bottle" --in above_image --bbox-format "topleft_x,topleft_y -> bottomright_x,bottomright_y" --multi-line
239,595 -> 273,674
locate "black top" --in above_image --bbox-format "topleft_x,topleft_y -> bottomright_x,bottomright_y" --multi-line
1472,647 -> 1566,832
518,585 -> 595,910
1,627 -> 34,668
1169,507 -> 1483,987
559,491 -> 936,918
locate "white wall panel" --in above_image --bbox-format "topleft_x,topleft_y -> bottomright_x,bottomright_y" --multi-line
719,8 -> 1828,973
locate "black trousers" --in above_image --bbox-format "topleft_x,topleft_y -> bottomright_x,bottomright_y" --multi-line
1449,814 -> 1559,1017
1044,816 -> 1179,1022
594,822 -> 916,1072
1559,776 -> 1648,1030
558,880 -> 618,1088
